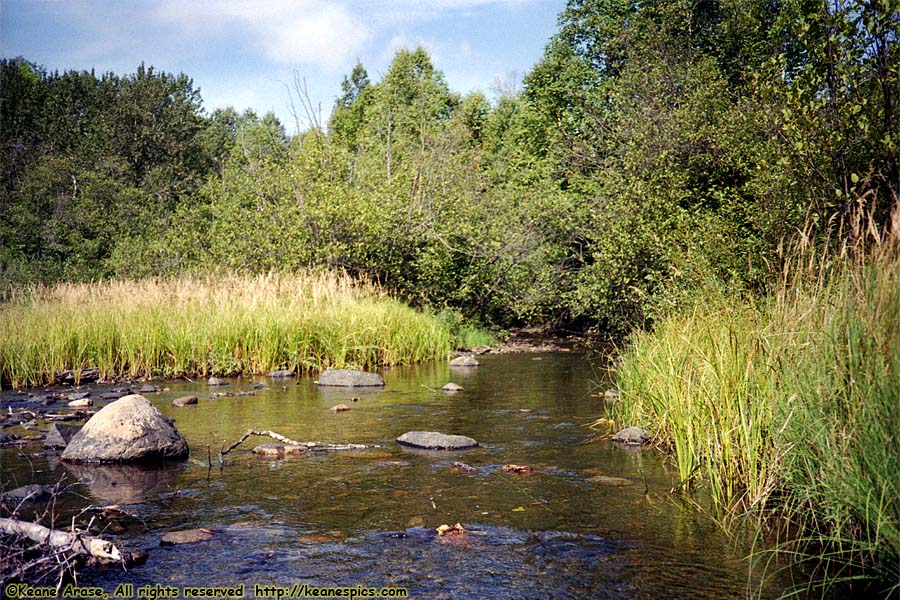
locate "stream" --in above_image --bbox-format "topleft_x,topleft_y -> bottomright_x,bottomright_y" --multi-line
1,352 -> 799,599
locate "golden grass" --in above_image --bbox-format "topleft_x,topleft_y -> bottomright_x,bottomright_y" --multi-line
0,271 -> 456,388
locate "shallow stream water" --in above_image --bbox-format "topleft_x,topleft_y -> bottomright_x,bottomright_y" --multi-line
1,352 -> 798,599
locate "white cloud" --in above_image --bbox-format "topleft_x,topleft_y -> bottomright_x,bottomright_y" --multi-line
155,0 -> 372,70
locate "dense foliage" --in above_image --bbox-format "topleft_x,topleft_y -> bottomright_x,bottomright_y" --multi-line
2,0 -> 897,334
610,207 -> 900,596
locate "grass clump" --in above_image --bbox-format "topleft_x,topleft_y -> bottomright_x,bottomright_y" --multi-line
608,201 -> 900,594
0,271 -> 479,388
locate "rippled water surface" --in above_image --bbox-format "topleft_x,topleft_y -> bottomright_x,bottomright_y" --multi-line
2,353 -> 796,598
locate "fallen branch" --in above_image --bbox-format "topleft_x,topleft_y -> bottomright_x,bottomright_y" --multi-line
0,517 -> 122,561
219,429 -> 381,462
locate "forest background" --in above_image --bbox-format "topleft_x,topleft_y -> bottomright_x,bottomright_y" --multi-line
2,0 -> 897,334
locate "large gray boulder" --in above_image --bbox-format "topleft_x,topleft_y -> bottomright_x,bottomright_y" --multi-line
396,431 -> 479,450
317,369 -> 385,387
61,394 -> 189,463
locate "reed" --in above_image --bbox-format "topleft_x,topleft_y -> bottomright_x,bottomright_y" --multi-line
0,271 -> 473,388
607,200 -> 900,594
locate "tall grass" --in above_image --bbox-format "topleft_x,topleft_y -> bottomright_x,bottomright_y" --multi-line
0,271 -> 469,388
608,200 -> 900,594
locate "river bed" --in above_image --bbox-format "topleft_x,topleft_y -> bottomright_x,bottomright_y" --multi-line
1,352 -> 798,598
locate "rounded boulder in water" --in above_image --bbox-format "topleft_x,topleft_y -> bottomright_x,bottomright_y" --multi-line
61,394 -> 189,463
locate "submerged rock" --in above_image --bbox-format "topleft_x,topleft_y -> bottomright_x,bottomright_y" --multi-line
0,432 -> 21,446
588,475 -> 633,486
317,369 -> 385,387
442,383 -> 464,392
207,377 -> 228,386
502,464 -> 536,475
252,444 -> 307,457
172,395 -> 198,407
44,423 -> 82,449
160,528 -> 213,546
450,461 -> 477,473
253,444 -> 284,456
611,426 -> 651,446
2,484 -> 55,503
61,394 -> 189,463
329,404 -> 351,413
449,355 -> 480,368
396,431 -> 478,451
137,384 -> 158,393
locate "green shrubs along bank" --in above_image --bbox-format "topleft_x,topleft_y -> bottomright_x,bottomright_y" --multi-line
0,271 -> 486,388
609,206 -> 900,595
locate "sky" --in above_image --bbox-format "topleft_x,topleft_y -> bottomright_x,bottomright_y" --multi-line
1,0 -> 565,133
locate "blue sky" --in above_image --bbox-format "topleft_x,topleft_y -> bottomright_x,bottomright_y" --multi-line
1,0 -> 564,132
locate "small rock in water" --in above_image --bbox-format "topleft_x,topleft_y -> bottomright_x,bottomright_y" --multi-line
317,369 -> 385,387
172,395 -> 198,407
2,484 -> 55,503
100,391 -> 122,400
0,432 -> 21,446
251,382 -> 267,390
55,368 -> 99,384
396,431 -> 478,451
124,548 -> 149,566
406,516 -> 425,528
160,528 -> 214,545
329,404 -> 351,413
502,464 -> 536,475
450,461 -> 477,473
435,522 -> 466,536
207,377 -> 228,386
449,355 -> 480,368
44,423 -> 82,449
66,391 -> 91,401
611,426 -> 651,445
588,475 -> 633,487
268,370 -> 295,378
68,398 -> 93,408
252,444 -> 307,456
138,384 -> 158,393
441,382 -> 464,392
253,444 -> 285,456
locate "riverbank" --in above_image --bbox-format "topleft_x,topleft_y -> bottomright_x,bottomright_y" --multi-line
0,271 -> 491,389
607,210 -> 900,596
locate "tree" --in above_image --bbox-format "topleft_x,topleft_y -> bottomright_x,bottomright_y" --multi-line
329,61 -> 371,152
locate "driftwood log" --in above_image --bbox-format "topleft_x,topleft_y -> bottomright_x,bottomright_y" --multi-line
220,429 -> 381,462
0,517 -> 122,561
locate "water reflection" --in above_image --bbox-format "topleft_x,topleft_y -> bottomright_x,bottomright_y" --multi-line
1,353 -> 797,598
64,461 -> 183,505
